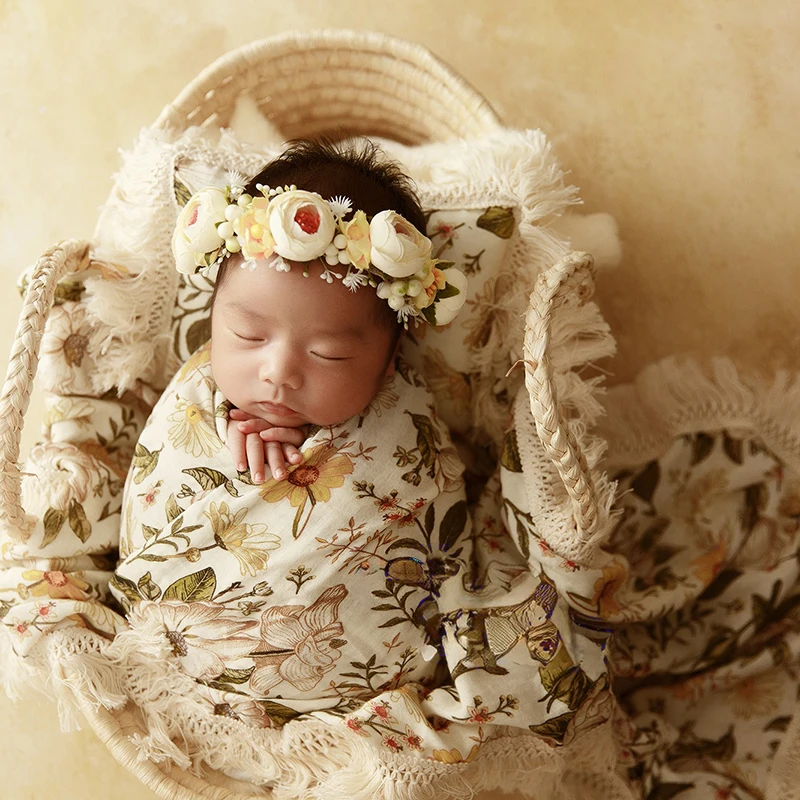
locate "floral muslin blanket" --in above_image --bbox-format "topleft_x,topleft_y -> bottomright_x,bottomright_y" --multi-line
102,341 -> 608,763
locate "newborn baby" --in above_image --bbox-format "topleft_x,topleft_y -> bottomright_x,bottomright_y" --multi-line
111,139 -> 472,724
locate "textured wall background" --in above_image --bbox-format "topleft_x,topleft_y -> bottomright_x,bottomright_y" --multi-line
0,1 -> 797,797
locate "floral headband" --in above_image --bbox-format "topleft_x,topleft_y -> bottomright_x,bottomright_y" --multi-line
172,175 -> 467,327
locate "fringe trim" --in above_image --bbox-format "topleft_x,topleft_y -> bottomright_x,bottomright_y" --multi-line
515,259 -> 620,564
2,626 -> 634,800
598,357 -> 800,472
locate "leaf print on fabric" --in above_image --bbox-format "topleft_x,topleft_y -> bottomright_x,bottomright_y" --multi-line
249,585 -> 348,695
131,601 -> 257,680
163,568 -> 217,602
475,206 -> 515,239
260,444 -> 354,538
204,501 -> 280,576
131,442 -> 162,485
167,397 -> 222,458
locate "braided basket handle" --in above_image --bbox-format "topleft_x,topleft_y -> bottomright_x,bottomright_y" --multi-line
0,239 -> 91,539
523,252 -> 601,540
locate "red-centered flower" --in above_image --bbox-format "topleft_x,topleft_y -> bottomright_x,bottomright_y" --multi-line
382,734 -> 403,751
468,705 -> 493,724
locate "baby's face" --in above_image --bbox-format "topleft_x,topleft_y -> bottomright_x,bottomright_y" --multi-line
210,258 -> 397,428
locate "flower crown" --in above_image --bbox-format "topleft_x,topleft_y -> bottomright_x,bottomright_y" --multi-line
172,176 -> 467,327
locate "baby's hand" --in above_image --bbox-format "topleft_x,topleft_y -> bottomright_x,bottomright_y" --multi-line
227,408 -> 306,483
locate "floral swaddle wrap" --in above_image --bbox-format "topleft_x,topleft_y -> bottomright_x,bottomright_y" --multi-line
106,339 -> 612,767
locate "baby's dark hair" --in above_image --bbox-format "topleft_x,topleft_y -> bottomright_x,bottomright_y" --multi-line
211,137 -> 426,334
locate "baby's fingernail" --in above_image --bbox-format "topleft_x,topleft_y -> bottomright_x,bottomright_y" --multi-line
238,422 -> 246,430
290,453 -> 301,463
254,472 -> 263,483
274,469 -> 285,479
238,462 -> 246,471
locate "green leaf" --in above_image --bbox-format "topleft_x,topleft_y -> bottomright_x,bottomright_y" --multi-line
261,700 -> 302,726
165,493 -> 183,523
476,206 -> 515,239
516,516 -> 530,561
53,281 -> 86,305
68,499 -> 92,543
215,666 -> 255,685
438,500 -> 467,551
163,567 -> 217,602
141,524 -> 160,541
41,507 -> 66,548
406,412 -> 441,468
424,503 -> 435,536
137,571 -> 161,601
182,467 -> 239,497
139,553 -> 168,562
132,443 -> 162,484
386,537 -> 430,555
174,177 -> 192,207
109,573 -> 143,606
500,428 -> 523,472
435,282 -> 461,300
185,317 -> 212,355
528,711 -> 572,743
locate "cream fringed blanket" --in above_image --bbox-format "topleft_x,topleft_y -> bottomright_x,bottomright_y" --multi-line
0,336 -> 630,798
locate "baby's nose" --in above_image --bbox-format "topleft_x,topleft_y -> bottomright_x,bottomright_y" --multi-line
258,352 -> 300,389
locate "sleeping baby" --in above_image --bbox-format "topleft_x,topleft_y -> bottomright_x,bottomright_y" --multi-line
110,138 -> 488,745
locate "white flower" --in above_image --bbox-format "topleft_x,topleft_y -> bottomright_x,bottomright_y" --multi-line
429,267 -> 468,326
167,397 -> 223,458
40,304 -> 94,392
22,442 -> 98,512
369,210 -> 432,278
131,601 -> 258,680
172,188 -> 229,274
342,270 -> 370,292
328,195 -> 352,220
268,190 -> 335,261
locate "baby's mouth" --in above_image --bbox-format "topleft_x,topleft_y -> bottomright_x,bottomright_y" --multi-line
258,401 -> 297,416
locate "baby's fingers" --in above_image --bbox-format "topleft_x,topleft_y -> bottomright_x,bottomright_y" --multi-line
259,426 -> 307,447
282,443 -> 302,466
228,407 -> 252,420
265,441 -> 287,481
246,433 -> 267,483
227,420 -> 248,472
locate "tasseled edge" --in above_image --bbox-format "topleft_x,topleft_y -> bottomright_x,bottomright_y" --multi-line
2,624 -> 636,800
598,357 -> 800,474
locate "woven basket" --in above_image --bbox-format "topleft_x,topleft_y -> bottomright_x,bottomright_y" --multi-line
0,29 -> 602,800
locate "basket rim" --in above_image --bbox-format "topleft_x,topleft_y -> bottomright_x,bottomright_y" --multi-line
153,28 -> 501,138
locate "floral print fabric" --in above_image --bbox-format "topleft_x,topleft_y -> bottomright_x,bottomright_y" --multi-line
104,340 -> 614,765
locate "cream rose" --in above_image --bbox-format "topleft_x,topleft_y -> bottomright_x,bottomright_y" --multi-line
428,267 -> 468,326
268,190 -> 335,261
233,196 -> 275,262
369,211 -> 432,278
172,188 -> 229,274
341,210 -> 371,271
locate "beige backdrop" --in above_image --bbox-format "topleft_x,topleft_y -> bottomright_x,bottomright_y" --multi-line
1,1 -> 797,797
